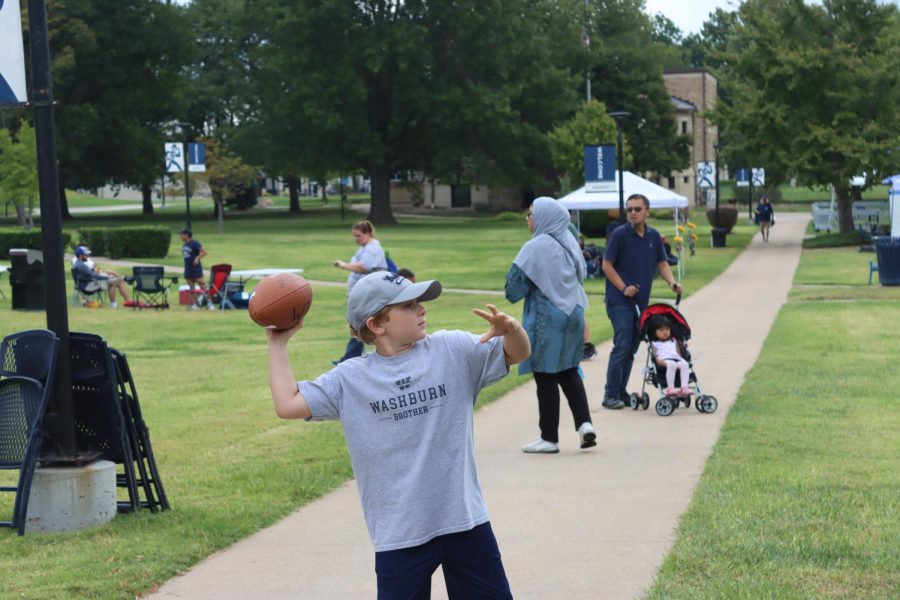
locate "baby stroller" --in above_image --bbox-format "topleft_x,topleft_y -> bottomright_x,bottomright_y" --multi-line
628,297 -> 718,417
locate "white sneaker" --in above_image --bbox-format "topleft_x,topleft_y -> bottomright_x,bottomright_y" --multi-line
109,302 -> 118,309
577,422 -> 597,449
522,438 -> 559,454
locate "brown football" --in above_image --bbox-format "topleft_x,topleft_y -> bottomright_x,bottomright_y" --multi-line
248,273 -> 313,330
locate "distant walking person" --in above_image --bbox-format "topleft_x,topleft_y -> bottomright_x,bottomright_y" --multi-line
333,220 -> 387,363
506,197 -> 596,453
755,195 -> 775,242
601,194 -> 683,409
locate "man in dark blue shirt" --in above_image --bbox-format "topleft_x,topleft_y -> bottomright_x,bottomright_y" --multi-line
601,194 -> 683,409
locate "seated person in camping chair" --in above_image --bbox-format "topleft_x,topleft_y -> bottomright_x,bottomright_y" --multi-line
579,235 -> 603,278
72,246 -> 133,308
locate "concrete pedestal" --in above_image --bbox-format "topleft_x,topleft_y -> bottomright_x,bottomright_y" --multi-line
26,460 -> 117,533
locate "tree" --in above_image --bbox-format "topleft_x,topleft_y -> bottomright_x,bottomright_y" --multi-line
714,0 -> 900,233
199,137 -> 258,234
244,0 -> 582,224
0,123 -> 38,227
39,0 -> 192,218
681,8 -> 739,70
547,100 -> 629,193
586,0 -> 691,175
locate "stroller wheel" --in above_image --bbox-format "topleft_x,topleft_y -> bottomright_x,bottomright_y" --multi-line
683,396 -> 691,408
629,393 -> 640,410
655,397 -> 675,417
697,395 -> 718,414
641,392 -> 650,410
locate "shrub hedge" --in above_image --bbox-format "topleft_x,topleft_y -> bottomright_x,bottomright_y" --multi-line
706,206 -> 739,233
0,229 -> 72,260
75,226 -> 171,259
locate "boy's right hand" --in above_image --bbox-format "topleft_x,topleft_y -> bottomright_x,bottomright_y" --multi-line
266,320 -> 304,344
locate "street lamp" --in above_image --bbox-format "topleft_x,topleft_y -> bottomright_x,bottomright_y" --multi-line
173,121 -> 193,229
713,143 -> 720,224
610,111 -> 630,223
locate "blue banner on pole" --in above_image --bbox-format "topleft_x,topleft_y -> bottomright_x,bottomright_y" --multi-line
0,0 -> 27,106
188,143 -> 206,173
584,144 -> 616,192
735,168 -> 750,188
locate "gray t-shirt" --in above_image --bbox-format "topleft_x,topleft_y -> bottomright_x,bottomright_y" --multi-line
300,330 -> 508,551
347,239 -> 387,294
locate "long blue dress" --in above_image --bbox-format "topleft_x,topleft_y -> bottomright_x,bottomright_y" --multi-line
505,264 -> 584,375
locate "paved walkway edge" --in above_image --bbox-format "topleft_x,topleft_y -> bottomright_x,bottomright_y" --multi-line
146,216 -> 808,600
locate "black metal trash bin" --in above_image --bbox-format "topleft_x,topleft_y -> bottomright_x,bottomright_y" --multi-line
9,248 -> 45,310
875,238 -> 900,286
711,227 -> 728,248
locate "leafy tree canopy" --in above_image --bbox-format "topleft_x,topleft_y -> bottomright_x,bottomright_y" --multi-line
713,0 -> 900,232
548,100 -> 631,194
41,0 -> 192,209
241,0 -> 583,223
0,123 -> 38,225
586,0 -> 691,175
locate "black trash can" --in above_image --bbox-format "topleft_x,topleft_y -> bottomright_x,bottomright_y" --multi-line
875,238 -> 900,286
9,248 -> 45,310
711,227 -> 728,248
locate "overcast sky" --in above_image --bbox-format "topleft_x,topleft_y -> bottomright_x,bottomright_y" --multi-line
644,0 -> 899,35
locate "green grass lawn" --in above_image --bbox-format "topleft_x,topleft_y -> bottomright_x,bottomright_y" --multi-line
647,246 -> 900,599
0,207 -> 753,598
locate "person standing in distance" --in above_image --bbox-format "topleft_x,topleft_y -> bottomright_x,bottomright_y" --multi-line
506,197 -> 596,453
333,220 -> 387,363
601,194 -> 683,409
180,228 -> 207,290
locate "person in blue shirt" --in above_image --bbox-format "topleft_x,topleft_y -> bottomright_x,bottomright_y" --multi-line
180,228 -> 207,289
601,194 -> 683,409
755,195 -> 775,242
506,197 -> 597,453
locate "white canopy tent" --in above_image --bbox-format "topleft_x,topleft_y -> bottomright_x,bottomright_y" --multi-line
557,171 -> 688,210
558,172 -> 691,279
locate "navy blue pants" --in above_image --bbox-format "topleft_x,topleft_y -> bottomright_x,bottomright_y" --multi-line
338,337 -> 364,363
375,522 -> 513,600
604,303 -> 641,400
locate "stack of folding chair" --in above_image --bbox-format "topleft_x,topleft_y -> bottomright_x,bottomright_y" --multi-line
0,329 -> 59,535
64,336 -> 165,515
109,348 -> 169,511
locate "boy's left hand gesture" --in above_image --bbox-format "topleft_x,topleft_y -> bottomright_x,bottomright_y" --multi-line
473,304 -> 531,365
473,304 -> 518,343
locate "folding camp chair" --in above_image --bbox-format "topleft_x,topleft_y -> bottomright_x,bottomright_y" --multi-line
0,329 -> 59,535
109,348 -> 169,512
196,263 -> 234,310
130,266 -> 177,310
68,332 -> 139,513
71,267 -> 106,307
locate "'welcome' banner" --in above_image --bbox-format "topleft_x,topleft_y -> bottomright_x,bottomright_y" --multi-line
0,0 -> 27,106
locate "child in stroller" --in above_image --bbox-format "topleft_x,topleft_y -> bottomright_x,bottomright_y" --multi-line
648,315 -> 690,397
629,300 -> 719,417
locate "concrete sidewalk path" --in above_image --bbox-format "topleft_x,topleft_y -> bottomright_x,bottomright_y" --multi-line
147,215 -> 808,600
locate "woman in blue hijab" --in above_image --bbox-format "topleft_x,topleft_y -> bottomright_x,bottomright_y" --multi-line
506,197 -> 596,453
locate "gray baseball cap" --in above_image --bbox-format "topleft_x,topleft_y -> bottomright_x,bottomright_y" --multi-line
347,272 -> 442,331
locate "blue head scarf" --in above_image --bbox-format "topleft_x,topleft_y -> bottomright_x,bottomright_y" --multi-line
512,197 -> 588,315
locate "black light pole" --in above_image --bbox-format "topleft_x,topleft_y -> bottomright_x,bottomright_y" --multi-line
183,131 -> 191,229
610,111 -> 630,223
713,144 -> 720,224
27,0 -> 76,457
748,171 -> 754,220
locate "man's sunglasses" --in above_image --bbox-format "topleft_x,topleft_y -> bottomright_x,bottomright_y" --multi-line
626,206 -> 644,213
